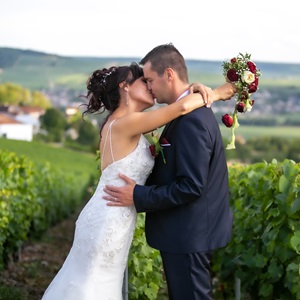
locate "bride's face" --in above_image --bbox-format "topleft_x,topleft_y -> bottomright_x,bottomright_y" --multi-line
129,78 -> 155,109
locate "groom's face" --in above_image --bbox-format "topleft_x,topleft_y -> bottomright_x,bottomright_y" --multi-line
142,62 -> 171,105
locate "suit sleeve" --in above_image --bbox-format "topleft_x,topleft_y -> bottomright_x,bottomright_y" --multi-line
134,109 -> 213,212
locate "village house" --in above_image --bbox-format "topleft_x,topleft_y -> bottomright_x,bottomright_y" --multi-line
0,112 -> 33,141
0,105 -> 45,142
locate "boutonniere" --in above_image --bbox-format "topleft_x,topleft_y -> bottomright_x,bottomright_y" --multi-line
145,130 -> 169,164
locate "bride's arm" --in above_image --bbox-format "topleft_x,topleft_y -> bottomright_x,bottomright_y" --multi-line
190,82 -> 236,103
119,82 -> 236,136
189,82 -> 213,107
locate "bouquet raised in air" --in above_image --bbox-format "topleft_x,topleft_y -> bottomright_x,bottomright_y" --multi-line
221,53 -> 262,149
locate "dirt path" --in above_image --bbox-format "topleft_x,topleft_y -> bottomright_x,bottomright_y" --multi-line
0,210 -> 78,300
0,209 -> 168,300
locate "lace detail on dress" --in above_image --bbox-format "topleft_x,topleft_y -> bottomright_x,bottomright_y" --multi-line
42,134 -> 154,300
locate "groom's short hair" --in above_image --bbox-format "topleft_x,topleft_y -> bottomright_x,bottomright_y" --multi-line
139,43 -> 189,83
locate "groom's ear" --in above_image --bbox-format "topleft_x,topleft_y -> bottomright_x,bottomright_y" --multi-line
165,68 -> 174,81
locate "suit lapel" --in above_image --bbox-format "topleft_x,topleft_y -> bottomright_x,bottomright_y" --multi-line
160,120 -> 174,140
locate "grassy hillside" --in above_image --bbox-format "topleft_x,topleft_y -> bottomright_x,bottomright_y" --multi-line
0,47 -> 140,90
220,125 -> 300,140
1,47 -> 300,91
0,138 -> 98,183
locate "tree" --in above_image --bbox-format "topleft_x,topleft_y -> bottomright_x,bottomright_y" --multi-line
40,108 -> 67,142
32,91 -> 52,108
0,82 -> 52,108
77,120 -> 99,150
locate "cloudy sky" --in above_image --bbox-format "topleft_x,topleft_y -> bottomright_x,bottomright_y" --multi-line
1,0 -> 299,64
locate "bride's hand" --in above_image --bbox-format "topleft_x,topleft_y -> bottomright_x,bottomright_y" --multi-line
212,82 -> 237,101
189,82 -> 213,107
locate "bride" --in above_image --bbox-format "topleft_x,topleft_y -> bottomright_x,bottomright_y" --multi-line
41,62 -> 234,299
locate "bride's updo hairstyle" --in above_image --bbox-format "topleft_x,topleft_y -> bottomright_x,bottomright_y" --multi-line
82,62 -> 143,118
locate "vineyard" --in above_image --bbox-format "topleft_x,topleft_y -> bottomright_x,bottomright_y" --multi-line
0,141 -> 300,299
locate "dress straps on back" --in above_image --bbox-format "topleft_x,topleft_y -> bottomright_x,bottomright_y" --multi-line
101,119 -> 116,169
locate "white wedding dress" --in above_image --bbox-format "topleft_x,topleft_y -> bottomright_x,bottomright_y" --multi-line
42,121 -> 154,300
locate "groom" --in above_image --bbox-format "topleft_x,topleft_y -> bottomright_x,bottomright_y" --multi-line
103,43 -> 235,299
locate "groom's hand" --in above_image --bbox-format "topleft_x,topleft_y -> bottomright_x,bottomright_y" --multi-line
103,173 -> 136,207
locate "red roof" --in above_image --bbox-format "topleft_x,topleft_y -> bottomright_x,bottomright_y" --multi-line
7,105 -> 45,115
0,113 -> 22,124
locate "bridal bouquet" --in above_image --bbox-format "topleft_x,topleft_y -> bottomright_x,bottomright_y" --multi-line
221,53 -> 261,149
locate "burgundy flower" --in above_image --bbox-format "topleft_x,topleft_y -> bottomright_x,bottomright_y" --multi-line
248,84 -> 257,93
149,145 -> 157,157
251,100 -> 255,106
247,61 -> 257,73
227,69 -> 240,82
222,114 -> 233,128
231,57 -> 237,63
247,77 -> 259,93
236,102 -> 245,113
248,82 -> 258,93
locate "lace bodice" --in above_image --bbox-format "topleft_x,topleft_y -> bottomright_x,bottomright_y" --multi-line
99,134 -> 155,186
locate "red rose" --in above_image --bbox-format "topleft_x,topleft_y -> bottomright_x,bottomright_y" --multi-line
236,102 -> 245,113
248,84 -> 257,93
247,61 -> 257,73
248,82 -> 258,93
248,77 -> 259,93
149,145 -> 157,157
227,69 -> 239,82
231,58 -> 237,63
222,114 -> 233,128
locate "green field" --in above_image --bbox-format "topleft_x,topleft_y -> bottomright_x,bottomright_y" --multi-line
0,138 -> 98,183
220,125 -> 300,140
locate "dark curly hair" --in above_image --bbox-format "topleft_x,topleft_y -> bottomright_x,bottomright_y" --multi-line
81,62 -> 143,132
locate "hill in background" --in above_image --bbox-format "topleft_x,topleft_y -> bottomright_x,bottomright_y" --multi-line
1,47 -> 300,120
1,47 -> 300,91
0,47 -> 142,90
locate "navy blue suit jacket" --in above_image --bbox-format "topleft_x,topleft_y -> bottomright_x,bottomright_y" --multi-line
134,106 -> 233,253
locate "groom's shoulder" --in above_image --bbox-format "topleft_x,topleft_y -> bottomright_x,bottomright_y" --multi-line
177,107 -> 215,127
188,106 -> 215,119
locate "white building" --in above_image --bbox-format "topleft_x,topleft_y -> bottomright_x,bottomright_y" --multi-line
0,113 -> 33,142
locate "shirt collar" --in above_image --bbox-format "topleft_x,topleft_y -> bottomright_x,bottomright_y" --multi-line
176,90 -> 189,102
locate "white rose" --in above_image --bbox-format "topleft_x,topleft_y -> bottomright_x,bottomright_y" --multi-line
242,71 -> 255,84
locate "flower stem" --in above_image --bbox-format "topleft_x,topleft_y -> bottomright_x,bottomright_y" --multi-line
160,149 -> 166,164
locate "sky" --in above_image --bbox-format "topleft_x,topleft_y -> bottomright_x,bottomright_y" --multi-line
1,0 -> 299,64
